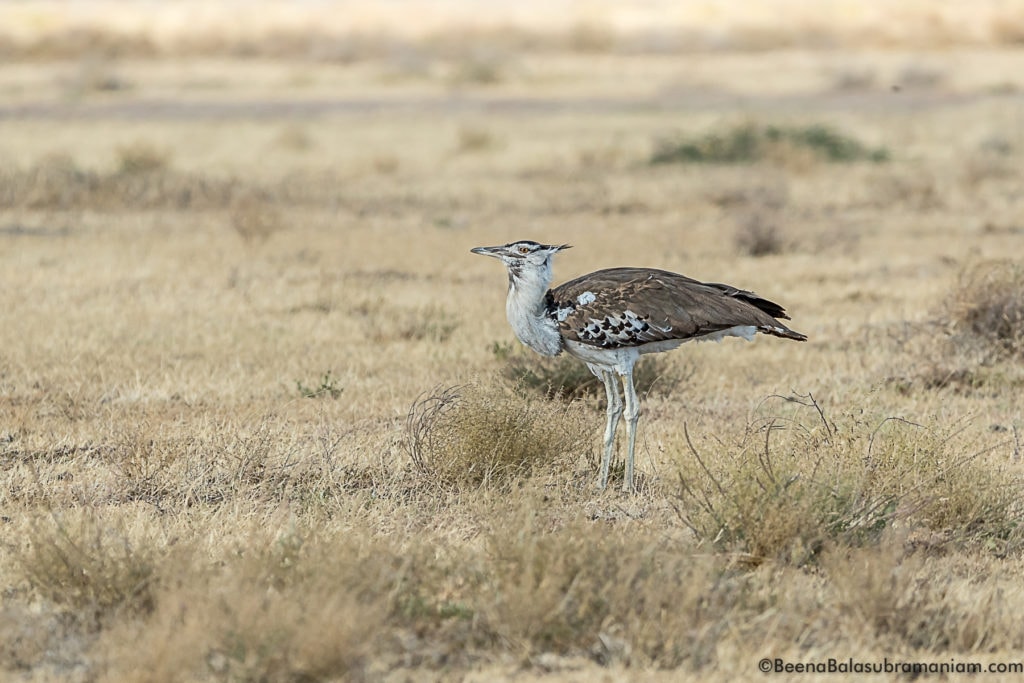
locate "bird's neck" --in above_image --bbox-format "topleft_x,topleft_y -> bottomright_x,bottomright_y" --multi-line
505,263 -> 562,357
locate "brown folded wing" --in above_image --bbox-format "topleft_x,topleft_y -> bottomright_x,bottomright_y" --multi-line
548,267 -> 806,349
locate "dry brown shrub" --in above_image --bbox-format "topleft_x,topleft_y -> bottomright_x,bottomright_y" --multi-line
11,510 -> 158,622
943,260 -> 1024,360
62,57 -> 133,96
674,395 -> 1023,565
448,47 -> 510,85
867,169 -> 945,210
104,524 -> 418,682
114,141 -> 171,175
566,21 -> 616,52
480,512 -> 741,668
372,154 -> 400,174
455,125 -> 497,153
714,182 -> 791,257
734,209 -> 787,257
826,547 -> 1024,652
229,190 -> 285,244
0,154 -> 240,211
896,63 -> 947,90
904,260 -> 1024,392
352,298 -> 460,343
405,382 -> 592,490
830,67 -> 878,92
274,123 -> 314,151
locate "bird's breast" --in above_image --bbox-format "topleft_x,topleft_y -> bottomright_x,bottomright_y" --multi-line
505,295 -> 563,357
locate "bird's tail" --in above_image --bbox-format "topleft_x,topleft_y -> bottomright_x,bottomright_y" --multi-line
757,324 -> 808,342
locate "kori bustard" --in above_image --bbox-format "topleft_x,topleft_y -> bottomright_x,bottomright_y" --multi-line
472,240 -> 807,492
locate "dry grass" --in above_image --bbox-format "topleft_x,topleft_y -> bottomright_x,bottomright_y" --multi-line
5,0 -> 1024,61
405,382 -> 592,490
3,20 -> 1024,681
899,260 -> 1024,392
675,396 -> 1022,564
944,260 -> 1024,360
0,153 -> 241,211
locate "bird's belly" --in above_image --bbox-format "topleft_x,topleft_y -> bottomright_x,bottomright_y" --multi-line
563,340 -> 641,374
699,325 -> 757,342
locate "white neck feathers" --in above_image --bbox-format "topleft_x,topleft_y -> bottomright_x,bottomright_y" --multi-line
505,258 -> 563,357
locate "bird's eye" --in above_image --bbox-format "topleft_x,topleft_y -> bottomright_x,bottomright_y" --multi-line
518,246 -> 530,255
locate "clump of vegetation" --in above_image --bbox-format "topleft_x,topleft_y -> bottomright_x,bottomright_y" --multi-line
230,190 -> 285,244
904,260 -> 1024,391
296,370 -> 344,399
674,395 -> 1022,565
481,512 -> 734,667
62,57 -> 133,97
943,260 -> 1024,361
354,300 -> 459,343
275,124 -> 314,151
734,209 -> 787,257
651,123 -> 889,165
13,512 -> 158,621
0,153 -> 240,211
449,48 -> 509,85
404,383 -> 591,489
455,125 -> 497,153
493,341 -> 684,401
114,141 -> 172,175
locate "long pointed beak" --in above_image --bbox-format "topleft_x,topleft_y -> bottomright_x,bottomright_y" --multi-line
470,245 -> 504,258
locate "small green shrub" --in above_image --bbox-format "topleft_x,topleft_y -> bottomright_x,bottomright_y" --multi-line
296,370 -> 343,399
651,123 -> 889,165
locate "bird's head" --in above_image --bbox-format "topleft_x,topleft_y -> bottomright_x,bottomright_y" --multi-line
470,240 -> 571,272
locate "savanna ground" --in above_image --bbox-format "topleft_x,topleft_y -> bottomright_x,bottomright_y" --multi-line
2,2 -> 1024,681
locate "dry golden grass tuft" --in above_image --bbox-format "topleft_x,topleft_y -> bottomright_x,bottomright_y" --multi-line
230,189 -> 286,245
734,209 -> 787,258
675,397 -> 1023,565
114,140 -> 172,175
12,510 -> 158,622
0,153 -> 240,211
944,260 -> 1024,361
405,382 -> 592,490
900,260 -> 1024,392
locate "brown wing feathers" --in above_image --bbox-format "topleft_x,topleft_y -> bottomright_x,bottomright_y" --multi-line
549,268 -> 807,348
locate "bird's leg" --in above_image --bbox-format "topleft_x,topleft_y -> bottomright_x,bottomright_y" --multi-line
597,369 -> 623,490
621,368 -> 640,493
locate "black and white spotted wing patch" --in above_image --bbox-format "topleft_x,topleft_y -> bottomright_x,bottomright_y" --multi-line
575,309 -> 664,347
547,267 -> 806,349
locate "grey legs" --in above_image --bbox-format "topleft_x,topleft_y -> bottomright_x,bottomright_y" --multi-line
591,364 -> 639,492
621,369 -> 639,492
596,367 -> 622,490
